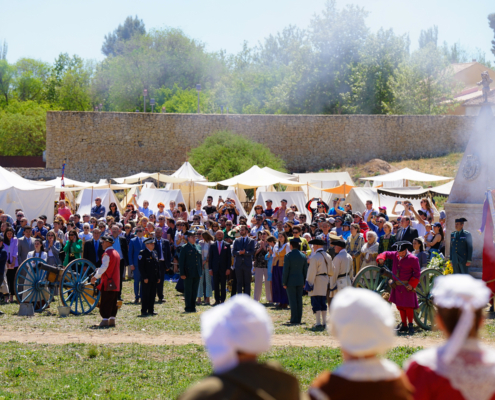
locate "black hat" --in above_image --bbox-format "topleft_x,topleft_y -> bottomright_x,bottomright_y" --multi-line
265,199 -> 273,203
342,221 -> 350,227
289,238 -> 301,246
455,218 -> 467,223
39,215 -> 47,220
184,230 -> 196,237
281,199 -> 288,203
308,238 -> 326,245
336,216 -> 344,222
101,235 -> 114,244
310,222 -> 318,227
330,239 -> 346,248
392,241 -> 413,252
144,237 -> 155,245
418,210 -> 426,217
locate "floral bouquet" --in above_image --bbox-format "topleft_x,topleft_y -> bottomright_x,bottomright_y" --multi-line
427,253 -> 453,275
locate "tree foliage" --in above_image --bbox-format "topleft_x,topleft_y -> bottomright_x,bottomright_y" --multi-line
101,15 -> 146,57
489,14 -> 495,58
188,131 -> 286,182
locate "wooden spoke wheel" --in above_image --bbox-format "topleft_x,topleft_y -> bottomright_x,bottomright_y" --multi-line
14,257 -> 55,312
60,259 -> 100,315
352,266 -> 390,298
414,268 -> 442,331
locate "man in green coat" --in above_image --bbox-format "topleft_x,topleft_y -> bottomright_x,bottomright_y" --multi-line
179,231 -> 202,312
283,239 -> 308,324
450,217 -> 473,274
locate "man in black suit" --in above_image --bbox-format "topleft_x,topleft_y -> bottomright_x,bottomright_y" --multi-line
83,228 -> 104,267
396,216 -> 419,243
154,226 -> 172,303
110,225 -> 129,301
232,225 -> 255,296
209,230 -> 232,304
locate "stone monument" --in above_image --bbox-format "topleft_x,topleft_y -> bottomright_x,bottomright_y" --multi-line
446,73 -> 495,277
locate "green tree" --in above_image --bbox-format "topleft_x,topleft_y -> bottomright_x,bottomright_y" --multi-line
102,15 -> 146,57
0,59 -> 14,105
0,100 -> 53,155
13,58 -> 51,102
489,14 -> 495,58
188,131 -> 286,182
419,26 -> 438,49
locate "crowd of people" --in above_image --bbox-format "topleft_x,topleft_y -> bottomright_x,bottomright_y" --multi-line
0,193 -> 475,329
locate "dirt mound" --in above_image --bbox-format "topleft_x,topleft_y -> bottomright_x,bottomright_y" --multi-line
361,159 -> 398,176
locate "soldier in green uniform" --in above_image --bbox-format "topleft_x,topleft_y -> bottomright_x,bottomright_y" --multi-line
283,239 -> 308,324
138,237 -> 160,317
179,230 -> 202,313
178,294 -> 306,400
450,217 -> 473,274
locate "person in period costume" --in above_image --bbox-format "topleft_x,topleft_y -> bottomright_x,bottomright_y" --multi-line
271,232 -> 291,309
306,238 -> 333,330
283,239 -> 308,324
0,235 -> 8,311
153,228 -> 172,303
309,287 -> 414,400
328,239 -> 353,307
138,237 -> 160,317
179,294 -> 306,400
346,223 -> 364,276
378,222 -> 396,270
405,275 -> 495,400
208,230 -> 232,305
450,218 -> 473,274
91,236 -> 121,328
179,231 -> 202,313
377,241 -> 421,335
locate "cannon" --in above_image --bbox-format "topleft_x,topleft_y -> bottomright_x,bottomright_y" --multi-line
14,258 -> 101,315
352,265 -> 442,331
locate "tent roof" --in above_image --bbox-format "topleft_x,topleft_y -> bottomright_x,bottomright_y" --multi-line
217,166 -> 305,189
429,180 -> 454,197
0,166 -> 53,191
360,168 -> 452,182
318,183 -> 356,195
294,172 -> 355,185
171,162 -> 207,181
113,172 -> 188,184
44,177 -> 94,187
261,167 -> 297,181
376,181 -> 454,199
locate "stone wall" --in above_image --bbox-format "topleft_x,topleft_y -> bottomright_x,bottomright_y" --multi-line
7,168 -> 61,181
46,112 -> 476,181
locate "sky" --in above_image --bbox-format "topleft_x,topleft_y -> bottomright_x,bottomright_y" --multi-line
1,0 -> 494,64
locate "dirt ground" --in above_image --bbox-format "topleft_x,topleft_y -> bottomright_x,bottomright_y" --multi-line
1,328 -> 492,349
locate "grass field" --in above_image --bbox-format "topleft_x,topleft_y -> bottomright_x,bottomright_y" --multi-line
0,342 -> 421,399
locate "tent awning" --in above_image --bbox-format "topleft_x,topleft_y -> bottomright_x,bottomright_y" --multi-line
377,181 -> 453,199
313,183 -> 356,195
218,166 -> 306,189
261,167 -> 297,181
113,172 -> 188,184
360,168 -> 452,182
170,162 -> 207,181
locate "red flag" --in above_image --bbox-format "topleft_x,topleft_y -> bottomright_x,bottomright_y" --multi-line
482,198 -> 495,297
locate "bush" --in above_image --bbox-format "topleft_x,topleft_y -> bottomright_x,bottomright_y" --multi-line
188,130 -> 286,182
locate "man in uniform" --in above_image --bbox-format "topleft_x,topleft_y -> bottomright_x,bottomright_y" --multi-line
178,295 -> 305,400
179,230 -> 202,313
328,239 -> 353,307
283,239 -> 308,324
450,217 -> 473,274
138,237 -> 160,317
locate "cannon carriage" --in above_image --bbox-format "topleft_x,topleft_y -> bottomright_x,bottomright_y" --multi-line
14,258 -> 101,315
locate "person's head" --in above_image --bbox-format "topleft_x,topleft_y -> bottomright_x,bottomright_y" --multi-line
455,218 -> 466,232
292,226 -> 301,238
37,219 -> 44,228
192,215 -> 201,225
316,203 -> 326,213
432,275 -> 490,364
177,202 -> 186,212
280,199 -> 287,208
58,200 -> 66,208
146,221 -> 155,232
413,238 -> 424,252
255,215 -> 263,226
329,287 -> 396,360
23,225 -> 33,238
365,200 -> 373,210
20,217 -> 28,227
224,220 -> 233,230
4,227 -> 14,242
344,203 -> 352,212
34,238 -> 44,252
366,230 -> 377,245
91,227 -> 101,240
194,200 -> 202,210
309,238 -> 325,251
400,216 -> 410,229
262,220 -> 271,230
352,212 -> 362,223
201,231 -> 214,243
393,241 -> 411,258
278,232 -> 288,245
260,230 -> 270,241
239,216 -> 247,225
169,201 -> 176,209
218,217 -> 226,227
186,231 -> 196,244
350,223 -> 360,236
265,199 -> 273,209
383,221 -> 393,235
289,238 -> 300,251
320,221 -> 330,233
111,225 -> 121,238
284,222 -> 293,233
135,225 -> 144,237
158,215 -> 166,226
99,235 -> 113,250
211,221 -> 220,232
46,230 -> 56,243
166,217 -> 175,228
95,197 -> 102,206
83,223 -> 90,232
215,230 -> 224,242
68,229 -> 78,241
286,211 -> 295,220
239,225 -> 248,237
420,198 -> 432,211
176,219 -> 187,232
207,196 -> 213,205
276,221 -> 283,231
290,204 -> 299,212
142,200 -> 150,209
157,202 -> 165,211
16,211 -> 24,221
254,205 -> 263,215
108,202 -> 117,212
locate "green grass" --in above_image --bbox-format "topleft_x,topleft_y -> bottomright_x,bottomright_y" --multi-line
0,342 -> 422,400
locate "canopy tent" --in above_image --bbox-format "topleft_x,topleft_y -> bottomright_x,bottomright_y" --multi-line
228,186 -> 247,202
373,179 -> 404,188
293,172 -> 355,203
201,189 -> 247,219
346,187 -> 425,220
248,191 -> 307,221
377,180 -> 454,199
43,177 -> 94,188
0,166 -> 56,223
312,183 -> 356,196
120,182 -> 156,208
429,180 -> 454,197
165,162 -> 208,209
76,188 -> 123,217
360,168 -> 452,185
218,166 -> 306,190
113,172 -> 188,185
136,188 -> 187,212
260,167 -> 297,181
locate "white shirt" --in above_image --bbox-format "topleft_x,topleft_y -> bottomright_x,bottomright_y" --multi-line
411,220 -> 427,237
94,246 -> 113,279
363,208 -> 375,223
27,251 -> 48,261
189,209 -> 207,222
79,232 -> 93,241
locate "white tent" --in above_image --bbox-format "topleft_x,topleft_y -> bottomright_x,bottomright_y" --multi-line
165,162 -> 208,209
120,182 -> 156,208
113,172 -> 188,185
0,166 -> 56,223
76,188 -> 123,217
218,166 -> 306,189
137,188 -> 187,212
201,189 -> 247,219
261,167 -> 297,181
430,180 -> 454,197
361,168 -> 452,184
346,187 -> 424,220
293,172 -> 355,203
43,177 -> 94,188
249,192 -> 308,221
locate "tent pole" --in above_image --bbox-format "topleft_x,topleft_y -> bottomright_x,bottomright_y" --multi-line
158,172 -> 160,189
192,179 -> 195,210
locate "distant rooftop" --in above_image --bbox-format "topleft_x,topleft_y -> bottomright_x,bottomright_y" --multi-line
463,89 -> 495,107
451,62 -> 477,75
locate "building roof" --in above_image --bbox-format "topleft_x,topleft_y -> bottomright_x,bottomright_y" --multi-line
463,89 -> 495,107
451,62 -> 477,75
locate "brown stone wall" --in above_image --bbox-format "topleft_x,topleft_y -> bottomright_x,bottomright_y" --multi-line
46,112 -> 476,181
